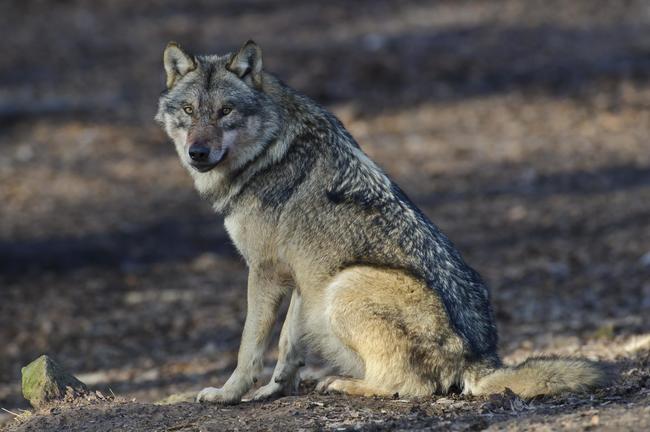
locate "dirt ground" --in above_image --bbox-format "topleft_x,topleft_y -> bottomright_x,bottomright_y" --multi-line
1,0 -> 650,430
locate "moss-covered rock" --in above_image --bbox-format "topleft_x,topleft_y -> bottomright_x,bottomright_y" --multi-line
21,355 -> 88,408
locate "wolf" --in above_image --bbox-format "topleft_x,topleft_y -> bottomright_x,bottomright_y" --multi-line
155,40 -> 609,404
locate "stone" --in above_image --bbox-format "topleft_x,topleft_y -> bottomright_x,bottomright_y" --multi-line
21,355 -> 88,408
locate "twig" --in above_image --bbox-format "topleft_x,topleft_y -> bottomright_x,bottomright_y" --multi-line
1,407 -> 20,417
165,422 -> 197,431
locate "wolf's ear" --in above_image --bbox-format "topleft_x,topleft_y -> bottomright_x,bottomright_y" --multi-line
163,42 -> 197,89
226,40 -> 263,89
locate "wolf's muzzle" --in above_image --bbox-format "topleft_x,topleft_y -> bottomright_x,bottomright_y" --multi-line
189,147 -> 228,172
189,145 -> 210,162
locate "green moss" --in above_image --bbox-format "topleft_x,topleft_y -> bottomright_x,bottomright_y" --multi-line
21,355 -> 87,407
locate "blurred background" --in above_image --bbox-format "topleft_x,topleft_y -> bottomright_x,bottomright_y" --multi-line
1,0 -> 650,417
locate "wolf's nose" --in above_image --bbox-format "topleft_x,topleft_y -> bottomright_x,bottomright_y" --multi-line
189,146 -> 210,162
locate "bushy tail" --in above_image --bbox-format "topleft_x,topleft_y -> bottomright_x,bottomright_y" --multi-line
472,357 -> 611,399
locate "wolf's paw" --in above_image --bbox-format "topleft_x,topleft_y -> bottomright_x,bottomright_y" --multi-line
196,387 -> 241,404
252,382 -> 285,401
316,375 -> 344,394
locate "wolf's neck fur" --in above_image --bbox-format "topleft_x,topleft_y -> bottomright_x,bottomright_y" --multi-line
196,76 -> 320,213
199,134 -> 294,213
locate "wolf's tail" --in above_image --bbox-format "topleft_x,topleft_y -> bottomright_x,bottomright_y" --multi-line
471,357 -> 611,399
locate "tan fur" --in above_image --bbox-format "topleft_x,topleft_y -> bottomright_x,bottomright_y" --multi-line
319,267 -> 467,397
316,376 -> 393,397
470,358 -> 609,399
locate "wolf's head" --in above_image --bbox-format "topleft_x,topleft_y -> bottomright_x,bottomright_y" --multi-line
155,41 -> 282,183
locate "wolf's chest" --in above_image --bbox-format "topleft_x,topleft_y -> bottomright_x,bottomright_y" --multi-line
224,210 -> 282,265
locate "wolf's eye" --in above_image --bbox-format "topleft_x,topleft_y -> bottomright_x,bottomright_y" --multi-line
220,107 -> 232,116
182,105 -> 194,115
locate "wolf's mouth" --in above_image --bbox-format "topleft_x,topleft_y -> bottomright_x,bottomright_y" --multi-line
190,149 -> 229,172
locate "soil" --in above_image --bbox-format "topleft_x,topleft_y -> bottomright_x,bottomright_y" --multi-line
1,1 -> 650,431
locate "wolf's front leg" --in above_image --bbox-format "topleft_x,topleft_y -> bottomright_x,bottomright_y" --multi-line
253,289 -> 304,400
197,268 -> 287,404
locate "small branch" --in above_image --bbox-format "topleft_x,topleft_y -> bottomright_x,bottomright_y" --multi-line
1,407 -> 20,417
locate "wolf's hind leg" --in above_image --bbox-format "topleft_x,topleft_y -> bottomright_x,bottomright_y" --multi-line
325,266 -> 467,398
317,376 -> 394,397
253,289 -> 304,400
